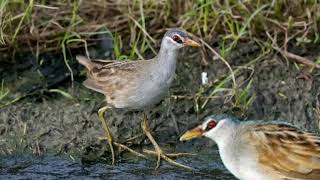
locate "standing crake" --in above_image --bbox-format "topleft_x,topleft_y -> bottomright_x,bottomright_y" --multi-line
77,28 -> 200,169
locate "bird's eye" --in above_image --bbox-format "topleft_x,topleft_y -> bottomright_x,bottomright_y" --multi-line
172,35 -> 183,44
205,120 -> 217,131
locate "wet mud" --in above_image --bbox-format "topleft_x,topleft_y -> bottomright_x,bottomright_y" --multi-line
0,42 -> 320,170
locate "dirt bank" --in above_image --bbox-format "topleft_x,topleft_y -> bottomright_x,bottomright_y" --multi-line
1,43 -> 319,162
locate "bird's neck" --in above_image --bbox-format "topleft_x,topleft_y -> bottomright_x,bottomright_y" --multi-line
155,45 -> 179,75
158,45 -> 178,63
213,120 -> 241,179
214,120 -> 240,149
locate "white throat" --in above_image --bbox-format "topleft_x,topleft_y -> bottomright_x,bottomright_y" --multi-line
204,119 -> 245,179
204,119 -> 238,149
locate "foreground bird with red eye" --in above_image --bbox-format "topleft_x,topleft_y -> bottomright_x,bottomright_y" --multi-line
180,115 -> 320,180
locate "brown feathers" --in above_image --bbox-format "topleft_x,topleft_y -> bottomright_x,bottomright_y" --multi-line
182,116 -> 320,179
76,55 -> 154,108
248,123 -> 320,179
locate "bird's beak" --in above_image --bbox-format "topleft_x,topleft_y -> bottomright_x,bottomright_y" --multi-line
184,38 -> 201,47
179,126 -> 204,141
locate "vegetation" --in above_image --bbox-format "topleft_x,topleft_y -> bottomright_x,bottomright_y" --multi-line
1,0 -> 320,114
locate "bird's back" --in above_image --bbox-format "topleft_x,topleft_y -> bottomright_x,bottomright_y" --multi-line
76,55 -> 174,109
233,121 -> 320,179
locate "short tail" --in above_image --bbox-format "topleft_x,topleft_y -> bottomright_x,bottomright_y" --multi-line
76,55 -> 94,70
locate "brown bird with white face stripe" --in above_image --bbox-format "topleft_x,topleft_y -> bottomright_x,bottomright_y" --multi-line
180,115 -> 320,179
77,28 -> 200,169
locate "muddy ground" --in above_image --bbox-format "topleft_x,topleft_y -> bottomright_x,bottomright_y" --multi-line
0,42 -> 320,163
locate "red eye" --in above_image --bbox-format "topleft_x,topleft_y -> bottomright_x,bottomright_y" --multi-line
205,120 -> 217,131
172,35 -> 183,44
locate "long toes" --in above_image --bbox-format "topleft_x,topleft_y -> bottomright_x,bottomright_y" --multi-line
160,152 -> 192,170
142,149 -> 192,170
113,142 -> 148,159
142,149 -> 194,158
165,152 -> 196,157
161,154 -> 193,170
156,150 -> 161,169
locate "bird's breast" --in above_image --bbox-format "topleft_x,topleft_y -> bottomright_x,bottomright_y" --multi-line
119,72 -> 174,109
111,61 -> 176,109
218,136 -> 276,180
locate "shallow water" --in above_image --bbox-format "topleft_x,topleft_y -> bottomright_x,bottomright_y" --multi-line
0,146 -> 235,179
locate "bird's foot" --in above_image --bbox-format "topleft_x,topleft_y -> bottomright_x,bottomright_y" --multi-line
141,141 -> 193,170
98,137 -> 147,161
141,113 -> 193,170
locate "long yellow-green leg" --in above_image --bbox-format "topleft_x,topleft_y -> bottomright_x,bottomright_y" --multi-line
141,113 -> 192,170
98,106 -> 115,165
98,106 -> 147,164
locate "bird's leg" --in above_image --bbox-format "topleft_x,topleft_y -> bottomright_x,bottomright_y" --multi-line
141,113 -> 192,170
98,106 -> 116,164
98,106 -> 147,164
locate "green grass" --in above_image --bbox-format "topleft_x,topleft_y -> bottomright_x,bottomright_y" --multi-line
1,0 -> 319,58
0,80 -> 10,102
1,0 -> 319,113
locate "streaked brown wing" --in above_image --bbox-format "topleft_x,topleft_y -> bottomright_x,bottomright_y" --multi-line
77,55 -> 151,96
82,79 -> 105,94
247,123 -> 320,179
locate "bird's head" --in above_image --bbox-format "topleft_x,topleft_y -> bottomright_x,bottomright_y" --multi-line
162,28 -> 200,50
179,114 -> 236,141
